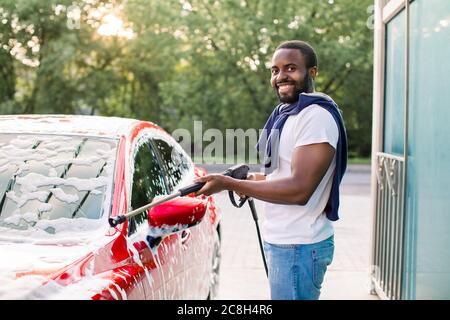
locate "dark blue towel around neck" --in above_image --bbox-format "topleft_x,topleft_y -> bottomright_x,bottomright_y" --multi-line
256,92 -> 348,221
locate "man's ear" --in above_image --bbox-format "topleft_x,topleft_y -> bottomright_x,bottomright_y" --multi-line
309,67 -> 318,80
307,67 -> 318,93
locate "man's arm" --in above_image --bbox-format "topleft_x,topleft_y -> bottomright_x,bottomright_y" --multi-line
195,142 -> 335,205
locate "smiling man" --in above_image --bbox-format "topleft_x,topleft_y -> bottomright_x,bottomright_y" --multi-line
195,40 -> 348,300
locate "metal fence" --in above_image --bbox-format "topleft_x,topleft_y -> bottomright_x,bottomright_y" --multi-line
371,152 -> 405,300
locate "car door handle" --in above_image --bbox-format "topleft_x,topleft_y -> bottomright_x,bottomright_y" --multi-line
181,230 -> 191,246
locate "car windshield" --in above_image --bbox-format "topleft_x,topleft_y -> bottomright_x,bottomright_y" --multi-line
0,133 -> 117,232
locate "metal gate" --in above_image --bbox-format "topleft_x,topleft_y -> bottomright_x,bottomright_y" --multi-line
371,152 -> 405,300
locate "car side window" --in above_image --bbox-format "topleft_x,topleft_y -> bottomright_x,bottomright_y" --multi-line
152,138 -> 192,191
129,140 -> 167,235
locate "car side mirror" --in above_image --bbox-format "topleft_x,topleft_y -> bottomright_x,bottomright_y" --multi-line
147,196 -> 207,237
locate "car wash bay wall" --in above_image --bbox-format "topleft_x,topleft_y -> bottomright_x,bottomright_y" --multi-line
371,0 -> 450,300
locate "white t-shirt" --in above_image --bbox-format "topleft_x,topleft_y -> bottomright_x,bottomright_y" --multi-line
263,104 -> 339,244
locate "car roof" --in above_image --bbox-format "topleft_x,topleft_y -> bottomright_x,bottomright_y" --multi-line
0,114 -> 156,139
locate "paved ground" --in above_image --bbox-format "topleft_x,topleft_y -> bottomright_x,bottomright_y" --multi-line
199,164 -> 379,300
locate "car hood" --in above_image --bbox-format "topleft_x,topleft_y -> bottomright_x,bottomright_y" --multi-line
0,242 -> 91,299
0,221 -> 111,299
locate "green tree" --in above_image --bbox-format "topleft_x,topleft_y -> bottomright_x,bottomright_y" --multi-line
155,0 -> 374,156
0,0 -> 373,157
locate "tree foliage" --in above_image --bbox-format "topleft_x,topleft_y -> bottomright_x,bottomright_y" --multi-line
0,0 -> 373,156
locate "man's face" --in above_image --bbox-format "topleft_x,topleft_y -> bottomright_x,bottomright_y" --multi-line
270,48 -> 313,103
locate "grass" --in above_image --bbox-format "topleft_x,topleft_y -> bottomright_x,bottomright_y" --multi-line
348,157 -> 371,165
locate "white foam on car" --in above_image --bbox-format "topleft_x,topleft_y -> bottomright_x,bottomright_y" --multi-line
49,187 -> 79,204
0,220 -> 111,299
0,115 -> 139,138
15,173 -> 109,193
0,133 -> 121,299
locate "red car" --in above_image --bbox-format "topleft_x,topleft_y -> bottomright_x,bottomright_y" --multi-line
0,115 -> 221,300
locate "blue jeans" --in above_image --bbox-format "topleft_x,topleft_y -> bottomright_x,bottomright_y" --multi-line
263,236 -> 334,300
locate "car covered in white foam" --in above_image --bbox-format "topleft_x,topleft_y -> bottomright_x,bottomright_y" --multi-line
0,115 -> 221,300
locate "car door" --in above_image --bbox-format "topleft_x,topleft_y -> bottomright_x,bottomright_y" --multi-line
150,136 -> 212,299
127,136 -> 169,299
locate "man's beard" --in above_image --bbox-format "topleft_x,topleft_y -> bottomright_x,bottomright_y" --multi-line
276,73 -> 312,103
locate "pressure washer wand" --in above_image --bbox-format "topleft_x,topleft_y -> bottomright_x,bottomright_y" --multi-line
109,192 -> 181,227
248,197 -> 268,277
226,179 -> 268,278
109,164 -> 250,228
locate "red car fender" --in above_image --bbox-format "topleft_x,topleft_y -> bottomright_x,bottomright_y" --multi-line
194,166 -> 220,228
90,265 -> 147,300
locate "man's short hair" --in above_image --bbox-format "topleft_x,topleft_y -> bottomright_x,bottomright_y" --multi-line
276,40 -> 318,69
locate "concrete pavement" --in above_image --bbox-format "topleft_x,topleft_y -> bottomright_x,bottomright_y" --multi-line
199,164 -> 378,300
